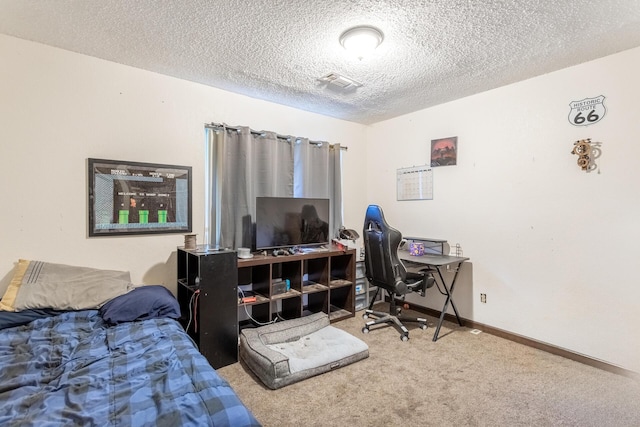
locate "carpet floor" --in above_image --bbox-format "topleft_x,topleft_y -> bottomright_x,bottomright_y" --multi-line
218,305 -> 640,427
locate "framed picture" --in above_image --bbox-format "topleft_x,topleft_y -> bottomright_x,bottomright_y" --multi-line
430,136 -> 458,167
88,158 -> 192,236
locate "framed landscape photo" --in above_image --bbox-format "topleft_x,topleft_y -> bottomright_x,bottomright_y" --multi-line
430,136 -> 458,167
88,158 -> 192,237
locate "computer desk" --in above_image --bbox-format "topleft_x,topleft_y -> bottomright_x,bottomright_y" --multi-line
398,251 -> 469,341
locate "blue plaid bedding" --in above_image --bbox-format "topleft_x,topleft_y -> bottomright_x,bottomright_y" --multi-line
0,310 -> 260,426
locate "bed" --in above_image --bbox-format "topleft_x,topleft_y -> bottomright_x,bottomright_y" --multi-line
0,260 -> 260,426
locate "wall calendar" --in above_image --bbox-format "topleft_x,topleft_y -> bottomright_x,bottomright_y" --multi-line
396,165 -> 433,201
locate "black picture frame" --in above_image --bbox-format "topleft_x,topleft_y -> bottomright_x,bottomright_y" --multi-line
88,158 -> 192,237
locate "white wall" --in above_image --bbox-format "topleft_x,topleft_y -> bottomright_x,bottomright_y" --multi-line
0,34 -> 366,291
364,47 -> 640,373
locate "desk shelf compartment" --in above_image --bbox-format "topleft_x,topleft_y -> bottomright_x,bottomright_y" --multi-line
329,253 -> 355,286
302,280 -> 329,316
328,284 -> 354,321
304,258 -> 329,287
328,253 -> 355,318
329,304 -> 352,321
273,295 -> 303,321
303,287 -> 329,317
238,265 -> 271,325
238,294 -> 270,306
272,260 -> 303,320
302,281 -> 329,293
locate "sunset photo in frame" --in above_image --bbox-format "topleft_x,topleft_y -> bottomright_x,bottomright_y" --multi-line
430,136 -> 458,167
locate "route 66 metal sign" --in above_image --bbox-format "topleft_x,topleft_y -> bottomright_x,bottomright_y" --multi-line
568,95 -> 606,126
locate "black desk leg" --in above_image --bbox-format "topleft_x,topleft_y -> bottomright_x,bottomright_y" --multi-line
433,263 -> 464,341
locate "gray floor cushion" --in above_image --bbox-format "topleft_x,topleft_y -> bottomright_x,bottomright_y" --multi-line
240,312 -> 369,389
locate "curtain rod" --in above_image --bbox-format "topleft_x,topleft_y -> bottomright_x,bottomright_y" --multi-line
205,122 -> 347,151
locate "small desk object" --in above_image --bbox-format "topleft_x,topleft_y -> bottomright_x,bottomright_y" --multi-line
399,251 -> 469,341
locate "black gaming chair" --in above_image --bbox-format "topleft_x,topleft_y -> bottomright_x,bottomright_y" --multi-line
361,205 -> 434,341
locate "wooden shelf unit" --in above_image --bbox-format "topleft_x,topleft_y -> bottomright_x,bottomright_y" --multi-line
176,246 -> 356,368
237,246 -> 356,326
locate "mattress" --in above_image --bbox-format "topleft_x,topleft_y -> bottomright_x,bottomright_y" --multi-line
0,310 -> 260,426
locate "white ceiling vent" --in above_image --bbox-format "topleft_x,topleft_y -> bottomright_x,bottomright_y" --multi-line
317,72 -> 362,89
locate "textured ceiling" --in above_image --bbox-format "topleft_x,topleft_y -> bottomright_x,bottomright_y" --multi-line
1,0 -> 640,124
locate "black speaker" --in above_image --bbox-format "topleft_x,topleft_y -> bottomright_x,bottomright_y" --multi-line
187,250 -> 238,369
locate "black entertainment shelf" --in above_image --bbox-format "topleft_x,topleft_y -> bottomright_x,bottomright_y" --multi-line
176,245 -> 356,369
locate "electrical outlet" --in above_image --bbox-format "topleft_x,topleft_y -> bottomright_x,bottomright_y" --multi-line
480,293 -> 487,303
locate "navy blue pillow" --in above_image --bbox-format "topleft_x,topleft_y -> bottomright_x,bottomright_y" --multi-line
99,285 -> 180,325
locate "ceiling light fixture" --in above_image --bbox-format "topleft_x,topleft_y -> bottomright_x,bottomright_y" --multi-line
339,25 -> 384,60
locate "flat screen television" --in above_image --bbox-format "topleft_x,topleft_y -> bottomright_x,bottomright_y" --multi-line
255,197 -> 330,250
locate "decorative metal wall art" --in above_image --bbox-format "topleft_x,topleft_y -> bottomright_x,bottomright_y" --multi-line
571,138 -> 602,173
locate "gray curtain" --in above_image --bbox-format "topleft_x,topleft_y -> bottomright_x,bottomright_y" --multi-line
206,125 -> 342,250
294,139 -> 343,239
